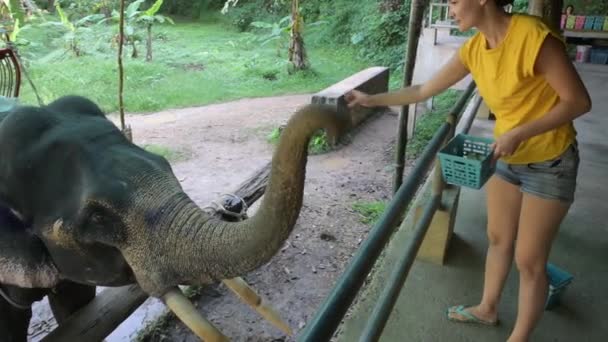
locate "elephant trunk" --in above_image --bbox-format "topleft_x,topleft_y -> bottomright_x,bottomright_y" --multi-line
130,104 -> 350,297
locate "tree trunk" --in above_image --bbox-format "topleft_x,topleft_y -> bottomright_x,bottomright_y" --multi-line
287,0 -> 308,73
118,0 -> 126,132
131,39 -> 138,58
146,24 -> 152,62
393,0 -> 428,193
48,0 -> 55,12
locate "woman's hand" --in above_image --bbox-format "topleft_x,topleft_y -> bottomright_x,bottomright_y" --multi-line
345,90 -> 374,108
492,129 -> 523,161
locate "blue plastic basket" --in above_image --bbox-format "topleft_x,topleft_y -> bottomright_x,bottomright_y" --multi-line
545,263 -> 574,310
438,134 -> 495,189
590,48 -> 608,65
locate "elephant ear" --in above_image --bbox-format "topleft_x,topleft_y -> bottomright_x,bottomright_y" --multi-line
0,205 -> 60,288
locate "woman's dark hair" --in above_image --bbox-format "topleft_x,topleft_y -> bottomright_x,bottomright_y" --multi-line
496,0 -> 515,6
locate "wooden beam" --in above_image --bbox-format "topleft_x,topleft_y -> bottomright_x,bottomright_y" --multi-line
41,285 -> 148,342
40,162 -> 272,341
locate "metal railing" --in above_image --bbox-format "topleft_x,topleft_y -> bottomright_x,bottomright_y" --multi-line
428,2 -> 459,29
297,82 -> 481,341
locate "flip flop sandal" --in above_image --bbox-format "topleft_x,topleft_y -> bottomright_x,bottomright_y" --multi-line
446,305 -> 499,326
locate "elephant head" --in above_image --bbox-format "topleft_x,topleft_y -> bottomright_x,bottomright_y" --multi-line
0,95 -> 350,331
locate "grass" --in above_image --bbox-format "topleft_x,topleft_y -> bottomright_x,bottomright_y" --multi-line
406,89 -> 463,159
142,143 -> 190,162
12,12 -> 374,114
352,201 -> 387,225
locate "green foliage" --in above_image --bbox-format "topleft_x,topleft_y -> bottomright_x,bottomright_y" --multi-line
267,126 -> 331,155
406,89 -> 462,159
266,126 -> 281,144
40,3 -> 105,56
0,0 -> 27,41
219,0 -> 412,84
564,0 -> 608,15
16,15 -> 370,113
352,201 -> 387,225
309,130 -> 330,154
512,0 -> 529,13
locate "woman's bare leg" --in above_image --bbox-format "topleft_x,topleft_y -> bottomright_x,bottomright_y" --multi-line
507,194 -> 570,342
448,175 -> 522,322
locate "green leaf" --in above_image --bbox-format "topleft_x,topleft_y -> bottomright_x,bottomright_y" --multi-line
278,15 -> 291,26
9,18 -> 19,41
250,21 -> 274,29
76,14 -> 105,26
126,0 -> 145,18
155,15 -> 174,25
351,32 -> 365,45
54,3 -> 75,31
2,0 -> 24,25
144,0 -> 164,16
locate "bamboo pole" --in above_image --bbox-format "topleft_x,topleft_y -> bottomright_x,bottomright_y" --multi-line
118,0 -> 127,135
163,288 -> 229,342
223,278 -> 292,336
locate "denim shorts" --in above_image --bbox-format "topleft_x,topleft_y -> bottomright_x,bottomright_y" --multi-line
494,142 -> 580,203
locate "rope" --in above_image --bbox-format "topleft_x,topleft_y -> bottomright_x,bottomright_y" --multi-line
0,286 -> 31,310
203,193 -> 249,221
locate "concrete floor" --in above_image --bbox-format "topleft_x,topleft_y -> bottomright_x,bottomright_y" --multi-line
335,65 -> 608,342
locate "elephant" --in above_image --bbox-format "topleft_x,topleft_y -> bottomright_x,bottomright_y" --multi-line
0,95 -> 351,340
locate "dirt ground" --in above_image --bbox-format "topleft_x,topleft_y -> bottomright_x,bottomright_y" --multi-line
28,94 -> 407,341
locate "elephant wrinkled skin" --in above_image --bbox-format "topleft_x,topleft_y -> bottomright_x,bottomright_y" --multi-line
0,95 -> 350,340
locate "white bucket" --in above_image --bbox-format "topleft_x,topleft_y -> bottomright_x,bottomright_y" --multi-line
576,45 -> 592,63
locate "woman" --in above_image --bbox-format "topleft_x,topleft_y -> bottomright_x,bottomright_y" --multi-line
345,1 -> 591,341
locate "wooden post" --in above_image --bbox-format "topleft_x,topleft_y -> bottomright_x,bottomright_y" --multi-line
393,0 -> 429,193
546,0 -> 564,32
40,161 -> 273,341
528,0 -> 544,16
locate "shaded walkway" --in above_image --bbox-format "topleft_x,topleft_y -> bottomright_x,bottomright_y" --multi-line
336,64 -> 608,341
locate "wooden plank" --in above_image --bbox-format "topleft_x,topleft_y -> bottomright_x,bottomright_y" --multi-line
311,67 -> 389,128
563,30 -> 608,40
40,162 -> 272,341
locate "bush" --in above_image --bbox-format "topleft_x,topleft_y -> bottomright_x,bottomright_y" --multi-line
220,0 -> 412,74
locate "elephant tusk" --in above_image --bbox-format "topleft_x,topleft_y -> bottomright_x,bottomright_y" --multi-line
222,277 -> 293,336
162,287 -> 229,342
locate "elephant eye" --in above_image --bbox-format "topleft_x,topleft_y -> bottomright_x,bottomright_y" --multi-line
90,212 -> 104,225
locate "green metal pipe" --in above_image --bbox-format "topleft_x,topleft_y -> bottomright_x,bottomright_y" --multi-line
451,82 -> 477,120
458,94 -> 482,135
358,194 -> 441,341
298,83 -> 476,342
297,123 -> 450,342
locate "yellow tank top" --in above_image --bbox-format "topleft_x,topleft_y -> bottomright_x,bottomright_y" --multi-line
458,13 -> 576,164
